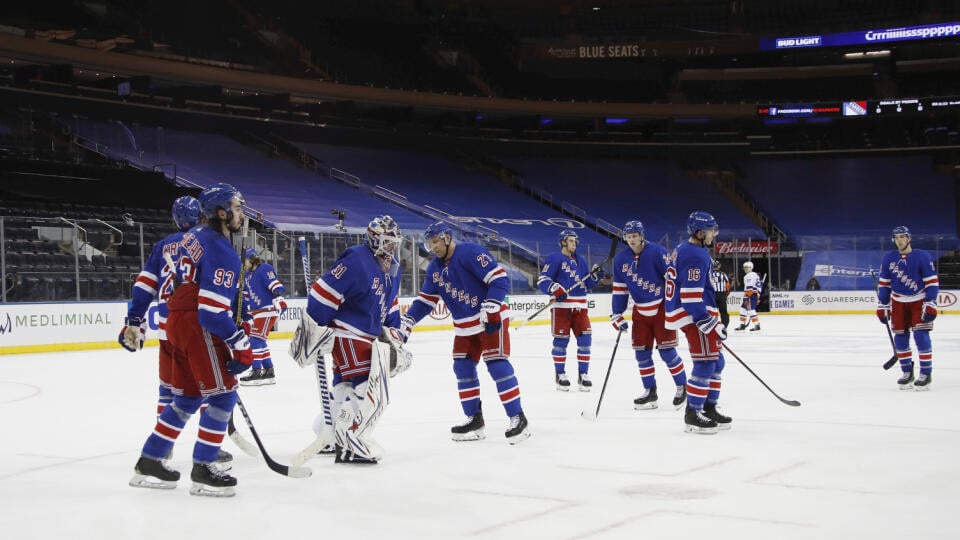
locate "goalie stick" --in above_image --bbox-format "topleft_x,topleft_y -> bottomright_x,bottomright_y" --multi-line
870,270 -> 900,370
291,236 -> 335,467
517,234 -> 620,330
163,250 -> 257,457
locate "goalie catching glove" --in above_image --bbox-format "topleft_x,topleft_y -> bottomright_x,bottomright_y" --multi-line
379,326 -> 412,377
118,316 -> 147,352
224,327 -> 253,375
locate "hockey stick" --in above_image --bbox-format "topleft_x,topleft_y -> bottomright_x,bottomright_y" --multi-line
229,248 -> 311,475
517,235 -> 620,330
721,343 -> 801,407
869,270 -> 900,370
291,236 -> 335,467
581,327 -> 624,420
163,250 -> 259,457
233,395 -> 312,478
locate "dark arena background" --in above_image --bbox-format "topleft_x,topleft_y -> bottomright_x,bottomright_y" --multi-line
0,1 -> 958,538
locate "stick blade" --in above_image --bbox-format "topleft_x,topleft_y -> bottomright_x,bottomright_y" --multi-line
580,408 -> 598,421
781,399 -> 802,407
883,354 -> 898,370
282,464 -> 313,478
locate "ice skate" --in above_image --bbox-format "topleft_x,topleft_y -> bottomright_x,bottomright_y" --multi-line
189,462 -> 237,497
749,324 -> 761,332
334,444 -> 379,465
734,323 -> 748,331
555,372 -> 571,392
578,372 -> 592,392
213,448 -> 233,472
672,386 -> 687,409
703,403 -> 732,430
259,367 -> 276,385
897,370 -> 915,390
451,404 -> 485,441
316,443 -> 337,455
684,408 -> 718,435
239,368 -> 265,386
633,387 -> 658,410
914,373 -> 931,391
129,456 -> 179,489
505,412 -> 530,444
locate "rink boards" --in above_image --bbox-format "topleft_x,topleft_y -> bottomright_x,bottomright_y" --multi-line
1,290 -> 957,354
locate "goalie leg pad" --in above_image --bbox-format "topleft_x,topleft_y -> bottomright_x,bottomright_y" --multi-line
334,350 -> 390,461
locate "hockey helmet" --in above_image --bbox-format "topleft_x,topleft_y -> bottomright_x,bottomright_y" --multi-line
171,196 -> 200,231
423,221 -> 453,242
712,258 -> 721,270
622,220 -> 645,239
892,225 -> 911,238
199,182 -> 244,219
243,247 -> 258,261
366,215 -> 402,257
558,229 -> 579,247
687,211 -> 718,236
743,261 -> 754,272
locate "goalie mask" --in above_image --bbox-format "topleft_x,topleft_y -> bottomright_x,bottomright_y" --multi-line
171,196 -> 201,231
366,215 -> 402,259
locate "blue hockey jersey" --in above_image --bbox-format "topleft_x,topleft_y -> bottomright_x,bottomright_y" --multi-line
878,249 -> 939,304
664,241 -> 717,329
166,225 -> 243,342
406,242 -> 509,336
243,262 -> 286,312
307,244 -> 401,341
536,251 -> 597,308
126,230 -> 187,339
611,243 -> 669,317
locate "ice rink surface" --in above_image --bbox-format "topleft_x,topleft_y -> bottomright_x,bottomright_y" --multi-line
1,314 -> 958,540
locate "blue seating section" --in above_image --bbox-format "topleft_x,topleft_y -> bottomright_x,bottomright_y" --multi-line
73,121 -> 436,232
294,143 -> 615,258
736,156 -> 956,236
497,156 -> 766,241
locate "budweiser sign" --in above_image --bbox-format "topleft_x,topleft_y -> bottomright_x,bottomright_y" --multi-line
715,241 -> 779,255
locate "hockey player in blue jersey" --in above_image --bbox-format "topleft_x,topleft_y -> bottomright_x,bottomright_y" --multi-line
401,221 -> 530,444
610,220 -> 688,410
130,182 -> 252,496
121,196 -> 236,470
537,229 -> 600,392
665,211 -> 731,434
306,215 -> 403,464
877,226 -> 940,390
238,247 -> 288,386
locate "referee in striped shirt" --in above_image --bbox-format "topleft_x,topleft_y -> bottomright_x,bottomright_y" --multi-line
710,259 -> 731,327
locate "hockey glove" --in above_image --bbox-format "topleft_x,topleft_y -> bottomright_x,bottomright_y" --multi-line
272,295 -> 288,315
921,301 -> 938,322
588,264 -> 604,282
225,327 -> 253,375
479,299 -> 503,334
876,303 -> 891,324
610,313 -> 628,332
118,316 -> 147,352
695,315 -> 727,341
399,314 -> 416,342
548,283 -> 567,302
